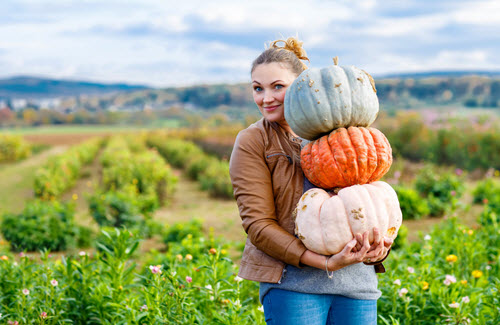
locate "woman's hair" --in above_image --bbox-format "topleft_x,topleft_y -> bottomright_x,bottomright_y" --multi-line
251,37 -> 309,75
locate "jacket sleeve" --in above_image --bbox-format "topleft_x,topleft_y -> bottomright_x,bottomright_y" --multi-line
229,127 -> 307,267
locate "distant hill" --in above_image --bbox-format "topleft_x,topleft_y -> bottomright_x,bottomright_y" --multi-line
378,70 -> 500,79
0,76 -> 150,99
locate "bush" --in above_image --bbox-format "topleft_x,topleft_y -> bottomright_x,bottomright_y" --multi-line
414,167 -> 464,216
473,178 -> 500,204
88,188 -> 144,229
1,199 -> 78,251
0,134 -> 31,162
395,186 -> 430,220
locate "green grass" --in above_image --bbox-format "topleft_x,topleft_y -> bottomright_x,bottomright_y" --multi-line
0,121 -> 181,135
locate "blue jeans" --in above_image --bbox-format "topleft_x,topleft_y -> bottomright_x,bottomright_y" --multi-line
262,289 -> 377,325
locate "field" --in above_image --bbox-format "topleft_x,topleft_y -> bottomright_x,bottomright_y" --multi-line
0,110 -> 499,324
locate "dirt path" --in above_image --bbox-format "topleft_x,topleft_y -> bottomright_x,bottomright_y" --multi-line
0,146 -> 68,213
154,170 -> 245,243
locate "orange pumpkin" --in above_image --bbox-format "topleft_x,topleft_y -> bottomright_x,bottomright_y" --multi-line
301,126 -> 392,189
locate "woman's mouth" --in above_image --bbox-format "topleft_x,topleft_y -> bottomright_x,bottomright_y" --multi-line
263,105 -> 280,112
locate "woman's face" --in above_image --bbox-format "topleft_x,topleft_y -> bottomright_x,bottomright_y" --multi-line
251,62 -> 298,127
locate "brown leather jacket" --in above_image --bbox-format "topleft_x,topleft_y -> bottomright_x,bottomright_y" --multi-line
229,118 -> 386,283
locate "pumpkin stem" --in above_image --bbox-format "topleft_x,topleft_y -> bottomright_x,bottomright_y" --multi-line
333,56 -> 339,66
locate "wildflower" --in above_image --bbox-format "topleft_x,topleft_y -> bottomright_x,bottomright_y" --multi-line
72,194 -> 78,200
443,275 -> 456,286
424,235 -> 431,241
462,296 -> 470,303
171,271 -> 176,277
455,168 -> 463,176
209,296 -> 214,301
22,289 -> 30,295
149,265 -> 162,274
422,281 -> 429,290
393,279 -> 401,286
50,279 -> 58,287
19,252 -> 25,258
185,254 -> 193,261
222,299 -> 230,304
461,280 -> 468,285
258,305 -> 264,312
7,321 -> 19,325
140,305 -> 148,311
40,312 -> 47,319
0,255 -> 8,261
398,288 -> 408,297
482,198 -> 489,204
486,265 -> 492,270
205,284 -> 213,291
472,270 -> 483,278
234,276 -> 243,282
451,190 -> 456,196
176,254 -> 183,262
221,249 -> 227,255
467,229 -> 473,235
79,251 -> 86,257
186,276 -> 192,283
209,248 -> 217,255
446,254 -> 458,263
449,302 -> 460,308
234,299 -> 242,308
407,267 -> 415,274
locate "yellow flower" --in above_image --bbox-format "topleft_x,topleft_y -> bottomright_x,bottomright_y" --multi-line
132,179 -> 138,185
468,229 -> 473,235
0,255 -> 8,261
221,249 -> 227,255
185,254 -> 193,261
176,254 -> 183,262
472,270 -> 483,278
72,193 -> 78,200
422,281 -> 429,290
446,254 -> 458,263
461,280 -> 468,285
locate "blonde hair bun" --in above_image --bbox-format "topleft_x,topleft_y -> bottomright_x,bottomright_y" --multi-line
270,37 -> 309,63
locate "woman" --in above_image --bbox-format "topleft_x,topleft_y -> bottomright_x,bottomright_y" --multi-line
229,37 -> 393,325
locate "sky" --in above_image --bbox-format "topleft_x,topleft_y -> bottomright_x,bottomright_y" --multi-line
1,0 -> 499,88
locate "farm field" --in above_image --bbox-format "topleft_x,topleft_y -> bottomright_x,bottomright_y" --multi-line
0,112 -> 499,324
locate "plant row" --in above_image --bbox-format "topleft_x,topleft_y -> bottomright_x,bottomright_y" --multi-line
377,111 -> 500,171
87,135 -> 177,235
147,133 -> 233,199
33,137 -> 103,200
0,134 -> 31,163
0,187 -> 498,324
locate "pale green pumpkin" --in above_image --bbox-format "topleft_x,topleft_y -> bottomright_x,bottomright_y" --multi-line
284,57 -> 379,141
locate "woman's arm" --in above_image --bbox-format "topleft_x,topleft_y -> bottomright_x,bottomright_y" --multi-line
229,127 -> 307,267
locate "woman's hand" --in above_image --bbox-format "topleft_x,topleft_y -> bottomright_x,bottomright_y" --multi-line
327,231 -> 372,272
354,227 -> 393,264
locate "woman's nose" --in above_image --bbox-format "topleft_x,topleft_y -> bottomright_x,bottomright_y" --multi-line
263,93 -> 274,104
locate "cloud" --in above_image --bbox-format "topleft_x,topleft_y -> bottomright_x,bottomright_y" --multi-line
0,0 -> 499,87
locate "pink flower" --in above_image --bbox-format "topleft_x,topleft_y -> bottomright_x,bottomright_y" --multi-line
393,279 -> 401,286
407,267 -> 415,274
186,276 -> 192,283
443,274 -> 456,286
40,312 -> 47,319
451,190 -> 456,196
149,265 -> 162,274
140,305 -> 148,311
8,321 -> 19,325
22,289 -> 29,295
50,279 -> 58,287
398,288 -> 408,297
462,296 -> 470,303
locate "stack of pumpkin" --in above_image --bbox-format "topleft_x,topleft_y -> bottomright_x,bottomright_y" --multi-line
284,57 -> 403,255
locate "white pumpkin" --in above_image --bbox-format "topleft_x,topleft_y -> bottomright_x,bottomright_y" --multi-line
294,181 -> 402,255
284,57 -> 379,141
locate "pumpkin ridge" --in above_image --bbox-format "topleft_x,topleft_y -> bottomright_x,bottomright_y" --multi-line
311,139 -> 330,188
360,127 -> 378,182
336,128 -> 359,185
301,142 -> 322,187
327,129 -> 349,187
348,126 -> 369,184
367,128 -> 392,182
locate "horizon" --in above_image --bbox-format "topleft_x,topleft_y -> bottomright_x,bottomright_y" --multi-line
2,0 -> 500,87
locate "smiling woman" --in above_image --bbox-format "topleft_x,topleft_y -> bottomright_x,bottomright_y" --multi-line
229,37 -> 390,325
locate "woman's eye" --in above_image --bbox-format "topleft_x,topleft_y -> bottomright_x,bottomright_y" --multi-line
254,86 -> 262,92
275,84 -> 284,90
